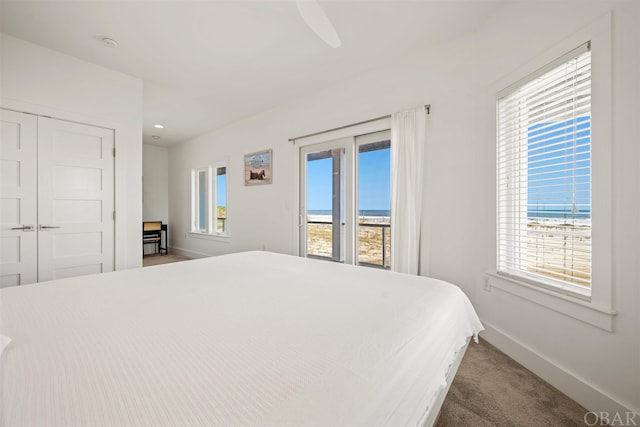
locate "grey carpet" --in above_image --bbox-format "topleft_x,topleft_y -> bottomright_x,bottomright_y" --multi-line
436,339 -> 592,427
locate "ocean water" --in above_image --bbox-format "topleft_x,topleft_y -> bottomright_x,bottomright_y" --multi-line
528,210 -> 591,220
309,209 -> 390,216
309,209 -> 590,220
307,209 -> 591,224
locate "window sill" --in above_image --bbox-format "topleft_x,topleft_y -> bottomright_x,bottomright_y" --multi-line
189,232 -> 230,243
485,272 -> 616,332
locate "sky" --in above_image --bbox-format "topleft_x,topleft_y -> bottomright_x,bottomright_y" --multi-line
306,147 -> 390,212
527,116 -> 590,217
303,115 -> 590,219
217,173 -> 226,207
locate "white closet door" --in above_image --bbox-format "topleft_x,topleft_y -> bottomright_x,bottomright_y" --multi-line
37,117 -> 114,282
0,109 -> 38,287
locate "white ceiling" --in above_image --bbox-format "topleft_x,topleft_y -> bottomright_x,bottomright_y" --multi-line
0,0 -> 503,146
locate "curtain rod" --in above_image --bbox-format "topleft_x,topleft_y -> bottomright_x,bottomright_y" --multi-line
289,104 -> 430,143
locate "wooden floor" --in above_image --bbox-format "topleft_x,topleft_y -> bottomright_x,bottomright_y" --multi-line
142,253 -> 191,267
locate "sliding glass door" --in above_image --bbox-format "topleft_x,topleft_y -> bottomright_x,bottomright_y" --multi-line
300,131 -> 391,268
300,138 -> 353,263
356,132 -> 391,268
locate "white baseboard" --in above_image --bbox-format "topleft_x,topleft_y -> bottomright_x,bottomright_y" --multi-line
480,320 -> 635,417
168,246 -> 210,259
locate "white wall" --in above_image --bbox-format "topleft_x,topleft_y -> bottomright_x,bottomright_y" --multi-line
1,34 -> 144,269
142,144 -> 169,255
168,0 -> 639,415
143,144 -> 169,223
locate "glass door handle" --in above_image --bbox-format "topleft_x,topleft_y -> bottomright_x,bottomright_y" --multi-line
39,225 -> 61,230
11,225 -> 34,231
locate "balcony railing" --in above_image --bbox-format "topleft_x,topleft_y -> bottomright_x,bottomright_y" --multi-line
525,222 -> 591,287
357,222 -> 391,269
217,217 -> 227,233
306,220 -> 390,269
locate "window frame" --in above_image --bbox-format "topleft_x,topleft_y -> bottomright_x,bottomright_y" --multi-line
488,13 -> 615,331
190,161 -> 229,238
496,42 -> 593,298
191,167 -> 208,234
213,162 -> 228,236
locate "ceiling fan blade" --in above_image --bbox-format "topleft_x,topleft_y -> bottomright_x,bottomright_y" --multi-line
296,0 -> 342,48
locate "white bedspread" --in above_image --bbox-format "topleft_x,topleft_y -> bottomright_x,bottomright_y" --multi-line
0,251 -> 483,426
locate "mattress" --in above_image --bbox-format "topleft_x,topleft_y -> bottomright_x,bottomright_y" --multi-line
0,251 -> 483,426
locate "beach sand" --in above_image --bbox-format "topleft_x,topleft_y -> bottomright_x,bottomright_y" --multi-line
306,217 -> 390,268
525,223 -> 591,287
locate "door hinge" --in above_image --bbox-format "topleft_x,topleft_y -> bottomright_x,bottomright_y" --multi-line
112,147 -> 116,157
113,211 -> 116,220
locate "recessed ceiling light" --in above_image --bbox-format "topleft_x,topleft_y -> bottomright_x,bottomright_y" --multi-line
152,135 -> 161,140
153,124 -> 164,129
101,37 -> 119,49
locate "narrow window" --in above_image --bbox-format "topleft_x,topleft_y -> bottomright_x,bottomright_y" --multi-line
192,168 -> 208,233
215,165 -> 228,235
192,163 -> 228,236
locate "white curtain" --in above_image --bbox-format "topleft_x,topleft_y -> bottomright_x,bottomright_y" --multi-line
391,107 -> 427,275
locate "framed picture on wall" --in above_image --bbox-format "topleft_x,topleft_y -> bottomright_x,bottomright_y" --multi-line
244,149 -> 273,185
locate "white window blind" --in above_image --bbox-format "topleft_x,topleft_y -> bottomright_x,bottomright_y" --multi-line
497,42 -> 592,295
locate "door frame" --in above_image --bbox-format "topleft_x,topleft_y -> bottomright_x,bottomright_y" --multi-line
291,117 -> 391,258
0,107 -> 116,285
1,97 -> 139,271
299,137 -> 355,264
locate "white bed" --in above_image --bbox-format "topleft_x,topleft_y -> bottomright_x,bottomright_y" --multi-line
0,251 -> 483,426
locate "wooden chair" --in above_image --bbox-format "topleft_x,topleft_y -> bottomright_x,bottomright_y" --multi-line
143,221 -> 167,255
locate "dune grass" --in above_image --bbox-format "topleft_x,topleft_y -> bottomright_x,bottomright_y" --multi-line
307,222 -> 391,268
